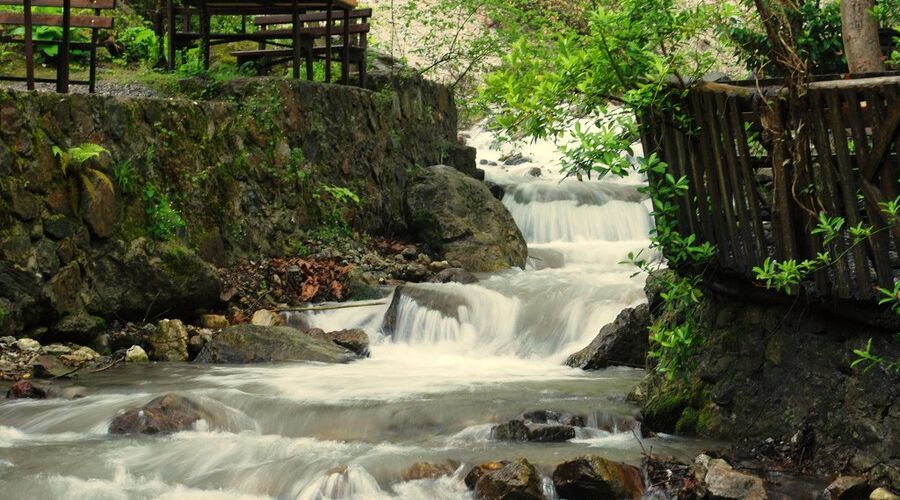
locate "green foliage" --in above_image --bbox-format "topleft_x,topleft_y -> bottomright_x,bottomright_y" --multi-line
52,143 -> 114,214
286,148 -> 308,183
852,337 -> 900,374
113,160 -> 137,194
10,23 -> 88,62
143,184 -> 185,240
116,26 -> 158,65
313,184 -> 361,241
722,0 -> 845,76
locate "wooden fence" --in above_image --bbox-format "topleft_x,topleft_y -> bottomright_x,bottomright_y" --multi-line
639,74 -> 900,302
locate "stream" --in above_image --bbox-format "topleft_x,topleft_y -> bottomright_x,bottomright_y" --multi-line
0,128 -> 717,499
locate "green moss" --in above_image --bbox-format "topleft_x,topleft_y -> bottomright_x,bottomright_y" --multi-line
159,241 -> 204,276
641,379 -> 704,433
675,407 -> 699,435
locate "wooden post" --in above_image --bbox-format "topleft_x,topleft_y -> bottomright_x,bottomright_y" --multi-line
324,0 -> 332,83
89,6 -> 99,93
199,0 -> 210,70
57,0 -> 71,93
23,0 -> 34,90
166,0 -> 176,70
341,6 -> 349,85
291,0 -> 300,78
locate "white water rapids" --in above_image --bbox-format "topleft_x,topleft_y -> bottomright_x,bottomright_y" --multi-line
0,126 -> 713,499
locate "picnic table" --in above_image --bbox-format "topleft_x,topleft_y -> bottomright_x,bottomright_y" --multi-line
165,0 -> 359,84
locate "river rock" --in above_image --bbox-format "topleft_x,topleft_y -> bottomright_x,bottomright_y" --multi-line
522,409 -> 586,427
402,460 -> 461,481
565,304 -> 650,369
325,329 -> 370,357
194,324 -> 358,364
198,314 -> 229,329
870,488 -> 900,500
473,458 -> 544,500
406,165 -> 527,272
465,461 -> 509,490
42,343 -> 71,355
108,393 -> 213,435
59,346 -> 100,365
15,338 -> 40,352
491,419 -> 575,443
148,319 -> 189,362
32,354 -> 71,378
428,268 -> 478,284
125,345 -> 149,362
695,455 -> 767,500
823,476 -> 872,500
250,309 -> 284,327
553,455 -> 644,499
6,379 -> 51,399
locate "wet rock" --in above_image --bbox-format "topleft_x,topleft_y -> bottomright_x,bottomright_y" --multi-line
823,476 -> 872,500
491,419 -> 575,442
473,458 -> 544,500
526,167 -> 542,177
401,246 -> 418,260
502,153 -> 532,166
492,419 -> 530,441
198,314 -> 229,329
522,409 -> 586,427
483,180 -> 506,200
428,268 -> 478,284
406,165 -> 527,272
108,393 -> 213,435
6,379 -> 50,399
553,455 -> 644,499
15,338 -> 41,352
566,304 -> 650,369
402,460 -> 461,481
125,345 -> 149,363
326,329 -> 370,357
148,319 -> 189,362
695,455 -> 767,500
466,461 -> 510,490
194,324 -> 357,364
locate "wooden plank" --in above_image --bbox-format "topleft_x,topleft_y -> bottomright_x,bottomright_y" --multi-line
761,97 -> 797,262
659,109 -> 693,238
23,0 -> 33,90
809,90 -> 853,298
57,0 -> 69,93
249,23 -> 368,37
690,91 -> 731,266
684,99 -> 714,243
0,0 -> 114,8
727,94 -> 767,263
254,8 -> 371,25
703,90 -> 744,268
715,92 -> 756,266
0,12 -> 112,28
825,90 -> 873,299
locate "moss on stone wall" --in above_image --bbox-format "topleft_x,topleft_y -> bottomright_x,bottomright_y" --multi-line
0,73 -> 476,339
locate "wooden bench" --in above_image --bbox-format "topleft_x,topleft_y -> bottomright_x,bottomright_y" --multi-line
0,0 -> 115,92
230,8 -> 369,86
165,0 -> 359,84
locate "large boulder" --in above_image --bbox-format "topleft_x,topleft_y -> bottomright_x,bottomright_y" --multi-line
193,324 -> 358,364
491,419 -> 575,443
566,304 -> 650,369
552,455 -> 644,499
108,393 -> 214,435
472,458 -> 544,500
406,165 -> 527,272
325,329 -> 370,357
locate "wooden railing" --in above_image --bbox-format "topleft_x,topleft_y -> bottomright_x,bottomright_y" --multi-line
639,74 -> 900,302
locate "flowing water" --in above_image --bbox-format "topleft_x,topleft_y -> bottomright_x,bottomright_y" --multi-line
0,127 -> 716,499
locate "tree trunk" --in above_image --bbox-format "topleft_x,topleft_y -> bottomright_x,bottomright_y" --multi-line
841,0 -> 885,73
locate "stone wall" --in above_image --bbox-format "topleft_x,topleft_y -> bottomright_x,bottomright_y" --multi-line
639,274 -> 900,489
0,73 -> 477,339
